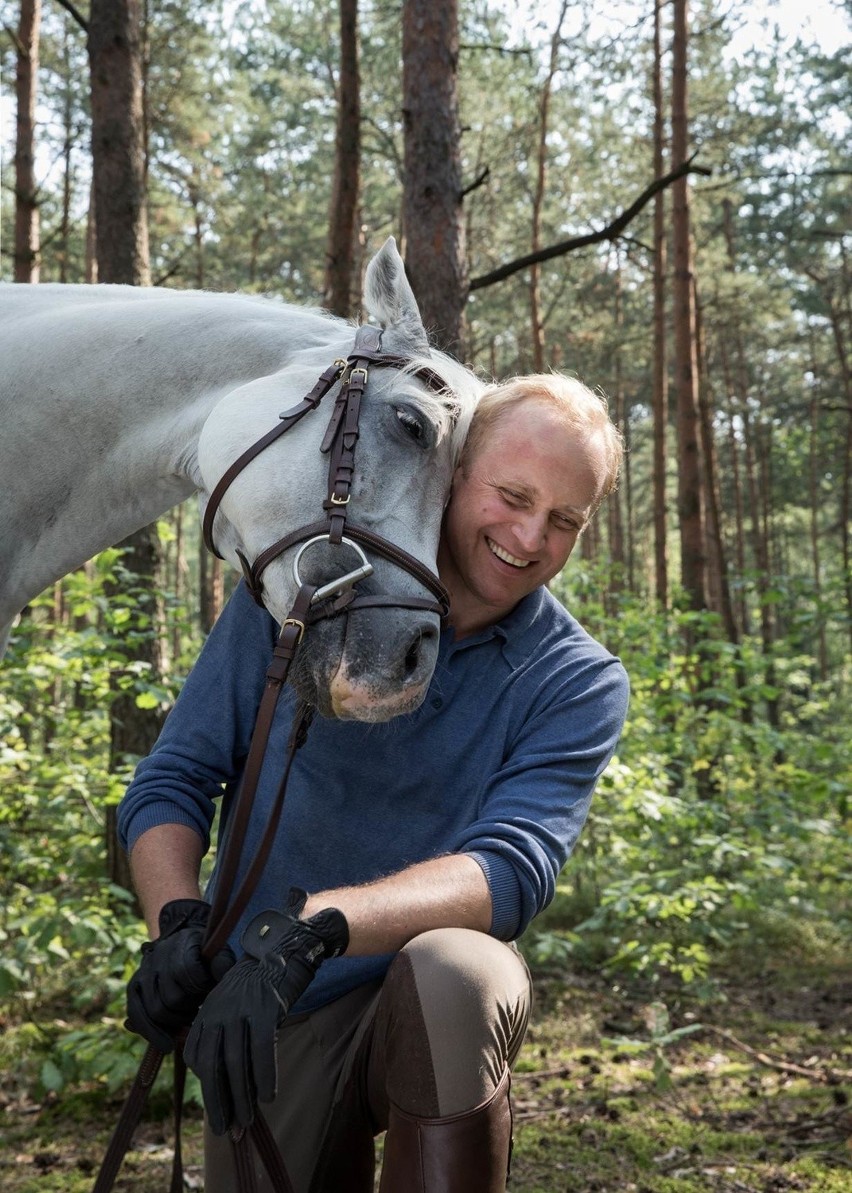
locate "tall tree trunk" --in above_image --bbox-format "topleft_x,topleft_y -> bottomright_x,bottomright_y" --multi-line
671,0 -> 706,611
718,338 -> 749,636
324,0 -> 361,318
695,280 -> 737,647
825,293 -> 852,654
89,0 -> 155,895
608,249 -> 626,593
189,178 -> 205,288
59,17 -> 73,283
806,339 -> 828,680
401,0 -> 466,356
85,176 -> 98,283
199,532 -> 224,635
14,0 -> 41,283
88,0 -> 150,286
529,1 -> 568,371
722,201 -> 778,726
652,0 -> 669,607
757,405 -> 781,734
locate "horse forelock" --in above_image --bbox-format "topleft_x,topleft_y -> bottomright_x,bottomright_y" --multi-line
395,351 -> 484,467
278,328 -> 484,467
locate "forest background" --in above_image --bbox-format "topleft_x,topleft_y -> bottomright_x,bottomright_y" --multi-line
0,1 -> 849,1190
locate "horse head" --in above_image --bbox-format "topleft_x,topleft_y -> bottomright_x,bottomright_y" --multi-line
197,238 -> 481,722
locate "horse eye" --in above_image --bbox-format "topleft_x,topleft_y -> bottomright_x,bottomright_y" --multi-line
395,408 -> 426,443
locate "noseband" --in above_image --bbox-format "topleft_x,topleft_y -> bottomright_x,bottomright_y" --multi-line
201,323 -> 452,628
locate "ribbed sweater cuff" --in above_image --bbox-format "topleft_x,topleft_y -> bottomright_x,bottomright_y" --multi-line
466,850 -> 522,940
122,802 -> 208,854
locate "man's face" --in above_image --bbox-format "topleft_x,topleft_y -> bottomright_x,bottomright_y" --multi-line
438,399 -> 608,636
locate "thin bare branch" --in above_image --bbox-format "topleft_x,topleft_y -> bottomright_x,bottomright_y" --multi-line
469,155 -> 712,291
51,0 -> 88,33
461,166 -> 490,199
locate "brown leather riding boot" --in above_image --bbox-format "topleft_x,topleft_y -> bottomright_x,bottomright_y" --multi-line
378,1069 -> 512,1193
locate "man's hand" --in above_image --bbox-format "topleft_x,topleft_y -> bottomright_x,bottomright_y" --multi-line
183,890 -> 348,1136
126,899 -> 235,1053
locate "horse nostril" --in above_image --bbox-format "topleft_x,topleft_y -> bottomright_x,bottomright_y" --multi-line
403,623 -> 437,678
404,631 -> 423,677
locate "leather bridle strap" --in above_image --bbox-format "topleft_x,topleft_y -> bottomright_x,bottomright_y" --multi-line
239,517 -> 449,619
201,324 -> 450,622
202,360 -> 347,560
203,586 -> 317,958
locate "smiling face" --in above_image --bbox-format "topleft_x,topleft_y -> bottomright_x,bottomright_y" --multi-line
437,398 -> 609,637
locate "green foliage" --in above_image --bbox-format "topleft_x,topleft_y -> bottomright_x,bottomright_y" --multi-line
0,550 -> 195,1095
602,1000 -> 704,1091
526,570 -> 851,991
1,0 -> 849,1122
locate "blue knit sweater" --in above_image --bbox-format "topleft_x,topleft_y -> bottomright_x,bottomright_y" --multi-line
118,581 -> 628,1012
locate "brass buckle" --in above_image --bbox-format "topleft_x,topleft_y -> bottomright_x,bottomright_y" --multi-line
282,617 -> 306,645
349,366 -> 368,384
329,493 -> 350,505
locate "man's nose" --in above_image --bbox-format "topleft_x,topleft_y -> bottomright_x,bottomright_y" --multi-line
513,511 -> 547,553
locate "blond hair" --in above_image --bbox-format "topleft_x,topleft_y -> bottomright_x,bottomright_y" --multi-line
461,373 -> 623,502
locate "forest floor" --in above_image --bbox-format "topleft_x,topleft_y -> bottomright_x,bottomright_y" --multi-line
1,957 -> 849,1193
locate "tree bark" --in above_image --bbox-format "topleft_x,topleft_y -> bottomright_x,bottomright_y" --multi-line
695,279 -> 737,646
199,533 -> 224,635
608,249 -> 626,593
58,16 -> 74,283
324,0 -> 361,319
825,287 -> 852,654
807,337 -> 828,680
652,0 -> 668,607
402,0 -> 466,356
722,201 -> 778,727
89,0 -> 156,894
529,2 -> 569,371
14,0 -> 41,283
718,335 -> 749,636
88,0 -> 150,285
104,531 -> 164,899
671,0 -> 706,611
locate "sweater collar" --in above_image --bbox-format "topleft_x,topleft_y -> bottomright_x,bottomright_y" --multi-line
441,587 -> 550,662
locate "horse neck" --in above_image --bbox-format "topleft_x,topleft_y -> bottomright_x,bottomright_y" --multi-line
1,289 -> 349,619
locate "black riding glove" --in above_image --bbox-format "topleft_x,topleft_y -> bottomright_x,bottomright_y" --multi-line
183,888 -> 349,1136
126,899 -> 236,1054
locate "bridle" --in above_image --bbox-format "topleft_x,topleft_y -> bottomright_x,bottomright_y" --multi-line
95,324 -> 459,1193
201,321 -> 452,627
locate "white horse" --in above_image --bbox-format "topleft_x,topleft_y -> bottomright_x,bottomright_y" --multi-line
0,239 -> 482,720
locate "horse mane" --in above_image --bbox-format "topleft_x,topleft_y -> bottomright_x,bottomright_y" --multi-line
396,350 -> 484,467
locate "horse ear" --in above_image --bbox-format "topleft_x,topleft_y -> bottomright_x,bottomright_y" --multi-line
364,237 -> 429,351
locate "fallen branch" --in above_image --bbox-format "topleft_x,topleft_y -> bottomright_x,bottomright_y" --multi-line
512,1065 -> 571,1082
469,153 -> 711,291
703,1024 -> 852,1084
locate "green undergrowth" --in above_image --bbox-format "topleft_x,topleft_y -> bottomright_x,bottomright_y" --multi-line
1,958 -> 848,1193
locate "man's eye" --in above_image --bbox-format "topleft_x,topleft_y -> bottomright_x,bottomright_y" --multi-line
500,489 -> 525,505
396,408 -> 425,443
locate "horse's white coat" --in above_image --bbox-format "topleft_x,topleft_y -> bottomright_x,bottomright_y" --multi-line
0,240 -> 483,717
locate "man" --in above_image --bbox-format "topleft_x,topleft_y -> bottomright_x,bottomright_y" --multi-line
119,372 -> 629,1192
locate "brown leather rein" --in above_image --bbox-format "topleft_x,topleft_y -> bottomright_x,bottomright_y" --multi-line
94,325 -> 458,1193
